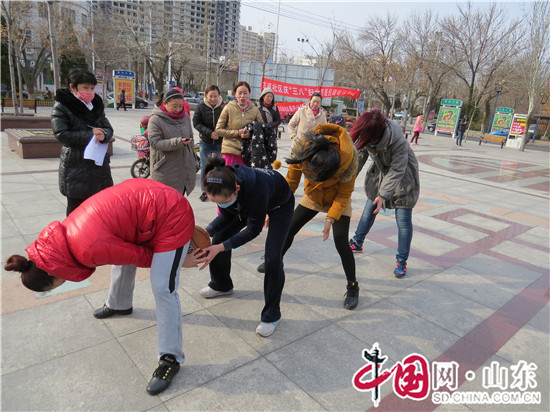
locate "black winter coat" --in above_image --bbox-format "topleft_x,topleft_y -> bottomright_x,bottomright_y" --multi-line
192,99 -> 224,145
51,88 -> 114,199
205,164 -> 294,251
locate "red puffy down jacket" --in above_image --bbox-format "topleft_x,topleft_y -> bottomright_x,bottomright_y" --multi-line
26,179 -> 195,282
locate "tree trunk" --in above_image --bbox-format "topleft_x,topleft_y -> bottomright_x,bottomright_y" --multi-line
47,1 -> 60,91
6,9 -> 20,115
17,46 -> 25,112
518,112 -> 535,151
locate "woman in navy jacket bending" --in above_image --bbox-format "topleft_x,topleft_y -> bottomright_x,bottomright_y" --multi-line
198,154 -> 294,338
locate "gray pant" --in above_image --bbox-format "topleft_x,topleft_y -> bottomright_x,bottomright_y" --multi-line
105,242 -> 189,363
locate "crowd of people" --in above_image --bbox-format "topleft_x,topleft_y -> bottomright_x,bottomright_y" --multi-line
5,70 -> 420,396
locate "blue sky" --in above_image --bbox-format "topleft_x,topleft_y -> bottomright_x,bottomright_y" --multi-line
240,0 -> 528,58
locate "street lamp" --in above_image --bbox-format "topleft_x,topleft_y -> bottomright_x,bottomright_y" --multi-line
297,38 -> 309,63
487,84 -> 503,134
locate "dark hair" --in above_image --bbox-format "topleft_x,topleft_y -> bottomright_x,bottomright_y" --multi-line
233,81 -> 251,94
68,68 -> 97,88
156,88 -> 184,106
205,85 -> 220,95
4,255 -> 53,292
286,133 -> 340,181
310,92 -> 323,101
350,110 -> 388,150
203,153 -> 238,197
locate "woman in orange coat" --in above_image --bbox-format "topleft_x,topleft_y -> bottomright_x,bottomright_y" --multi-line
258,123 -> 359,310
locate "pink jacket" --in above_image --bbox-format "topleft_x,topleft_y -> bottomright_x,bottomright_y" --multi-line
413,115 -> 423,133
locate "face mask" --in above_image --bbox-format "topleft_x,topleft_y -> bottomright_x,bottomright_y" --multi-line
76,90 -> 95,104
217,196 -> 237,209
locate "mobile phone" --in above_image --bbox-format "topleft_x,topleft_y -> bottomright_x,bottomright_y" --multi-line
183,137 -> 192,142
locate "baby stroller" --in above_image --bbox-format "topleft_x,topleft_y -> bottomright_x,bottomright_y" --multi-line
130,135 -> 150,178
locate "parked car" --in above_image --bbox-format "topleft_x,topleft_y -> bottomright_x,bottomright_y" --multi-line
393,111 -> 404,120
107,93 -> 149,109
186,97 -> 203,111
489,127 -> 509,137
1,90 -> 30,99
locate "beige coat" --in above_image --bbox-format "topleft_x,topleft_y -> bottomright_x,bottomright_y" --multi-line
148,106 -> 195,195
288,103 -> 327,139
215,100 -> 262,156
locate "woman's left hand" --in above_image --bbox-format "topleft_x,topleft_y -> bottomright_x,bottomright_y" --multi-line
198,243 -> 225,270
240,129 -> 251,139
322,220 -> 332,242
182,249 -> 209,268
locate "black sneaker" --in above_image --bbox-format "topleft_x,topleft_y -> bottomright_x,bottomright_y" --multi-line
344,282 -> 359,310
93,304 -> 133,319
257,256 -> 265,273
146,354 -> 180,395
199,192 -> 208,202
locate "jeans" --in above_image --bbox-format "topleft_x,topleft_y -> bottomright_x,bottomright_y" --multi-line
199,140 -> 222,187
105,243 -> 189,363
352,198 -> 413,262
456,130 -> 465,145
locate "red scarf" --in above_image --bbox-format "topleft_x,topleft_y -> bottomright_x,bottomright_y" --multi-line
160,102 -> 186,119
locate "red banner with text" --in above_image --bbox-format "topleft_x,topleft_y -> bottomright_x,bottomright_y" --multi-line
277,102 -> 304,115
262,78 -> 361,99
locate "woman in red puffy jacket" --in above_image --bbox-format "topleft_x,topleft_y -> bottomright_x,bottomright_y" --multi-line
4,179 -> 204,396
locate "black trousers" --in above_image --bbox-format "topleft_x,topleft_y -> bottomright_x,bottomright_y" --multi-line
208,197 -> 295,322
66,197 -> 86,217
283,204 -> 356,284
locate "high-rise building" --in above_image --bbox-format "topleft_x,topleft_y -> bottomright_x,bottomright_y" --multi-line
106,0 -> 240,58
238,25 -> 276,62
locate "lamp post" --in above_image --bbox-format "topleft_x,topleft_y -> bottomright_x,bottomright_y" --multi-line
487,84 -> 502,134
532,92 -> 548,142
297,38 -> 309,64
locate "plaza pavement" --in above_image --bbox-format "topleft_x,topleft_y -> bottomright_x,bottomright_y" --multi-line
1,106 -> 548,411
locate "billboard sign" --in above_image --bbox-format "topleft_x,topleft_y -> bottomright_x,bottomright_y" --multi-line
436,106 -> 461,134
113,70 -> 135,106
490,107 -> 514,132
506,114 -> 528,148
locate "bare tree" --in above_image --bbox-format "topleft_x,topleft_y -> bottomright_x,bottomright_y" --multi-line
339,14 -> 402,113
441,1 -> 523,125
1,0 -> 33,114
518,1 -> 550,150
402,10 -> 455,127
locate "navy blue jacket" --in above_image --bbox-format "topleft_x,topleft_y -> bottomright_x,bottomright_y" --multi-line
206,165 -> 294,251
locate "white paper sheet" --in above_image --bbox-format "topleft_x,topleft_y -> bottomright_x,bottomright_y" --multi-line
83,135 -> 108,166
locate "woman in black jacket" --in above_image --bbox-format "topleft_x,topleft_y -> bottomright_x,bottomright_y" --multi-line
257,87 -> 281,139
192,85 -> 224,201
51,68 -> 114,216
197,154 -> 294,338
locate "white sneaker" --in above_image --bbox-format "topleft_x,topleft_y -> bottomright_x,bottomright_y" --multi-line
199,286 -> 234,299
256,319 -> 280,337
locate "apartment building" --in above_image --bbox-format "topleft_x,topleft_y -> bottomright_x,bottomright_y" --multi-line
238,25 -> 276,62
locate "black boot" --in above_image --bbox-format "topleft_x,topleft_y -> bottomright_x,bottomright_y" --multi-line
146,354 -> 180,395
344,282 -> 359,310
